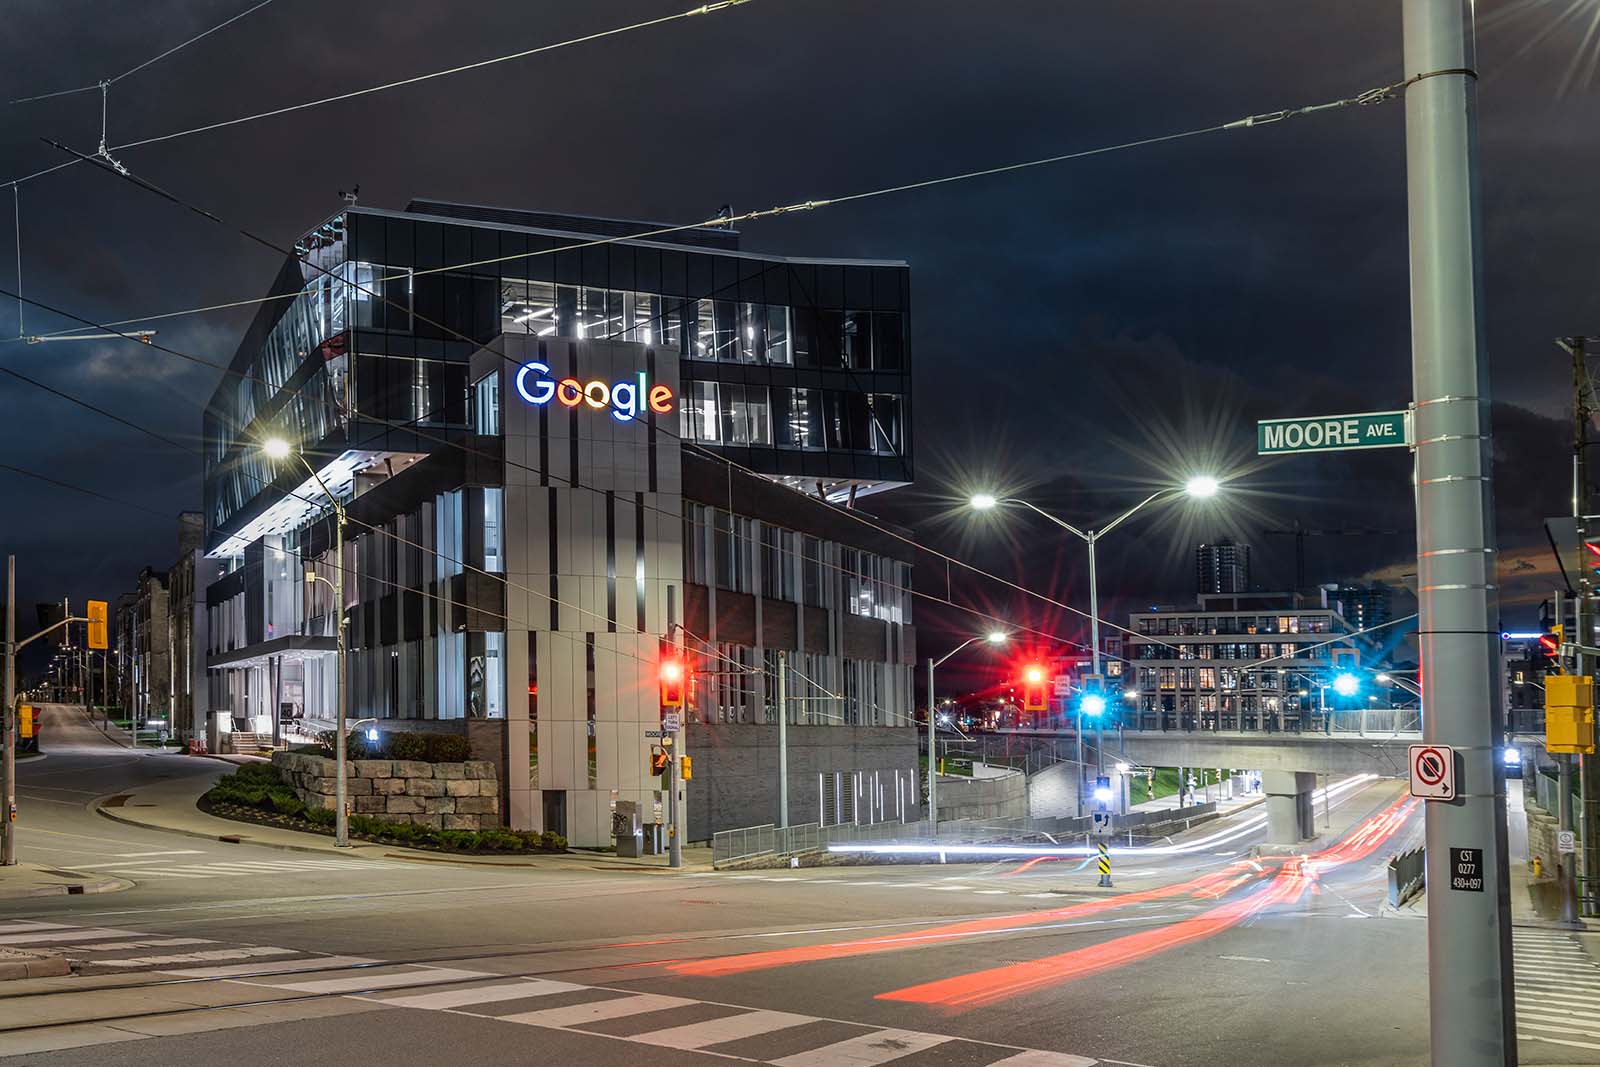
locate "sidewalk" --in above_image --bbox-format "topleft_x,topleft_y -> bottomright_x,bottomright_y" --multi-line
0,863 -> 131,900
93,769 -> 713,872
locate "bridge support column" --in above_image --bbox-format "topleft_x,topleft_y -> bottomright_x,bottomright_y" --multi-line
1262,770 -> 1316,846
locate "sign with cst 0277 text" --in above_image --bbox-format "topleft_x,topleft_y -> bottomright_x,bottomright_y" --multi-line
1258,410 -> 1410,455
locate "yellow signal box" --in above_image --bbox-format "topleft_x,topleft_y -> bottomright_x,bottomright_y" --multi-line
1546,674 -> 1596,755
19,706 -> 35,739
680,755 -> 693,780
86,600 -> 108,650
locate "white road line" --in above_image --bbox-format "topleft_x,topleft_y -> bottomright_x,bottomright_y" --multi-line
0,921 -> 70,934
114,869 -> 215,879
162,955 -> 379,978
70,938 -> 217,952
113,850 -> 206,857
1520,1033 -> 1600,1052
631,1008 -> 816,1050
973,890 -> 1010,895
772,1027 -> 949,1066
1519,1020 -> 1600,1040
262,966 -> 493,995
88,946 -> 299,968
986,1050 -> 1099,1067
501,992 -> 697,1028
930,886 -> 974,892
374,978 -> 585,1010
0,928 -> 140,944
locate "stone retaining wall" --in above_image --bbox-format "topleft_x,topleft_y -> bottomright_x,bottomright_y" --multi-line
271,752 -> 502,830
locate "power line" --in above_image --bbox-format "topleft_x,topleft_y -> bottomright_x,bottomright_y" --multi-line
10,0 -> 280,105
2,1 -> 755,189
9,69 -> 1415,348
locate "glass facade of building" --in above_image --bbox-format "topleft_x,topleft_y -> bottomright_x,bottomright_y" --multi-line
204,203 -> 913,555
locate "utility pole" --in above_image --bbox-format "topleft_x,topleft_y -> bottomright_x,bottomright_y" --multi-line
1403,2 -> 1517,1063
777,650 -> 789,828
1564,335 -> 1598,915
3,556 -> 16,866
926,657 -> 937,834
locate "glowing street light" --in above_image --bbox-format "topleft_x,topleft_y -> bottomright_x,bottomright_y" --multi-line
1332,672 -> 1361,698
1081,693 -> 1107,716
967,477 -> 1222,788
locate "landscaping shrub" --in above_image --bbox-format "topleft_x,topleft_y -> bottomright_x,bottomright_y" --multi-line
309,729 -> 472,764
423,734 -> 470,763
387,732 -> 427,761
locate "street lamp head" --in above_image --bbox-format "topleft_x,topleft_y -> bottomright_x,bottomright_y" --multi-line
1375,673 -> 1392,684
1332,672 -> 1360,698
969,493 -> 998,511
1081,693 -> 1107,716
985,631 -> 1008,644
262,437 -> 292,460
1183,475 -> 1220,499
1123,688 -> 1138,700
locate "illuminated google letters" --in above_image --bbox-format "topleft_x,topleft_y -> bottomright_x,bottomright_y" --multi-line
513,361 -> 675,423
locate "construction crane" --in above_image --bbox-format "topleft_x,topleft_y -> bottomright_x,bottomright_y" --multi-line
1262,519 -> 1400,590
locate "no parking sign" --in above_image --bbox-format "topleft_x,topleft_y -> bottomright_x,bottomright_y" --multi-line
1408,744 -> 1455,800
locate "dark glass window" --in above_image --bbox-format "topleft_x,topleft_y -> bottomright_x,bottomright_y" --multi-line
872,312 -> 903,370
843,311 -> 872,369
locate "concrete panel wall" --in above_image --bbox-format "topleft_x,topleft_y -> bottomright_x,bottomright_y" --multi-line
685,723 -> 921,841
937,769 -> 1027,822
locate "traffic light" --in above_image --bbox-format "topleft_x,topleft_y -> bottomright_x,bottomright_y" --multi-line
1540,624 -> 1564,663
659,656 -> 685,708
650,749 -> 670,775
1021,664 -> 1047,712
680,755 -> 693,781
86,600 -> 108,650
1546,674 -> 1596,755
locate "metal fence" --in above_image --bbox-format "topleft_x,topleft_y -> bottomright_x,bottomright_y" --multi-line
1387,846 -> 1425,907
711,801 -> 1227,868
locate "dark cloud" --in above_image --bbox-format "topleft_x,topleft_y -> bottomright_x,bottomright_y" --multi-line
0,0 -> 1594,641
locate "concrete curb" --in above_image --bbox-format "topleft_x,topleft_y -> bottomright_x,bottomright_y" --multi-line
0,955 -> 71,982
20,876 -> 132,898
92,798 -> 402,860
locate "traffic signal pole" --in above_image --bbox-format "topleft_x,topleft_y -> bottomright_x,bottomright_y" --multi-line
1403,1 -> 1517,1062
4,556 -> 15,867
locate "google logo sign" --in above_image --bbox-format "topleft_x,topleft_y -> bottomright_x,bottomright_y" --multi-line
514,362 -> 675,423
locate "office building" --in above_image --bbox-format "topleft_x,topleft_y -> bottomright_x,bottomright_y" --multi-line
200,199 -> 919,845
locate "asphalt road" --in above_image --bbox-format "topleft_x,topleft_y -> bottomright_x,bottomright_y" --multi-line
2,707 -> 1594,1066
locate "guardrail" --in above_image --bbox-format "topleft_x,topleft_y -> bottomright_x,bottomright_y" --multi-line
711,801 -> 1227,868
1388,845 -> 1425,907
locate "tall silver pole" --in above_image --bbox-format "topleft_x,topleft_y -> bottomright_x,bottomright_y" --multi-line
1403,2 -> 1516,1062
1561,754 -> 1580,924
777,650 -> 789,828
3,555 -> 15,866
1088,534 -> 1102,775
334,504 -> 349,847
926,657 -> 937,834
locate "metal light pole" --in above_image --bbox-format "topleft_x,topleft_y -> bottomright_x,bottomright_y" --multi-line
777,649 -> 789,828
1403,1 -> 1515,1061
265,438 -> 349,848
926,631 -> 1008,833
971,478 -> 1218,778
3,556 -> 15,866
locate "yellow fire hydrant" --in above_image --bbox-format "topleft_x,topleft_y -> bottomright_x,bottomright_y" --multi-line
1532,855 -> 1544,879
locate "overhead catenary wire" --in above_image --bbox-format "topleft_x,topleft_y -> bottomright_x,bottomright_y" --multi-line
9,68 -> 1423,341
9,0 -> 280,105
1,1 -> 754,190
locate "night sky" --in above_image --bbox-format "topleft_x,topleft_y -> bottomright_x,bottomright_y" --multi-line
1,1 -> 1595,674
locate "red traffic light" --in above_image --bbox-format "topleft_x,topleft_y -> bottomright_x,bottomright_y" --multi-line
659,657 -> 685,708
1022,663 -> 1048,712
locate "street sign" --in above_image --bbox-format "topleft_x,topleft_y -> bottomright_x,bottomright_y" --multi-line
660,713 -> 681,732
1257,410 -> 1410,455
644,729 -> 668,738
1449,847 -> 1485,892
1408,743 -> 1456,800
1091,811 -> 1114,837
1559,830 -> 1578,854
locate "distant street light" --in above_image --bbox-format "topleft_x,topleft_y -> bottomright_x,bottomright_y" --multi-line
968,477 -> 1222,789
926,629 -> 1010,832
262,436 -> 350,848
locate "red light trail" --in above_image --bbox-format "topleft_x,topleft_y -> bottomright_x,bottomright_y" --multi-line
876,796 -> 1418,1010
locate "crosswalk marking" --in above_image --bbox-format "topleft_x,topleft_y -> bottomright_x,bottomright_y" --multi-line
88,946 -> 299,969
630,1008 -> 816,1050
0,927 -> 140,944
771,1027 -> 948,1066
374,978 -> 586,1011
986,1050 -> 1099,1066
164,955 -> 380,978
501,992 -> 697,1028
1513,928 -> 1600,1055
250,966 -> 491,995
